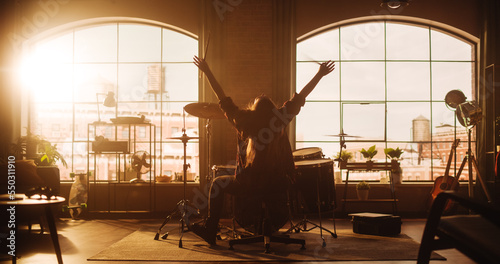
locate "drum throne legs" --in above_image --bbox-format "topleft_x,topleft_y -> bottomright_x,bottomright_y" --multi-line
228,194 -> 306,253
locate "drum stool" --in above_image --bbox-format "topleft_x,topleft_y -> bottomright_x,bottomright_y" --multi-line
228,192 -> 306,253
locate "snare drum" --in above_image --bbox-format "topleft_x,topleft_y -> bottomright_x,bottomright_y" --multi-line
211,165 -> 237,219
293,147 -> 324,161
294,159 -> 336,214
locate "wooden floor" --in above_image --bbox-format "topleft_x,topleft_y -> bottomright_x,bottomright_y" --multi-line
1,217 -> 475,264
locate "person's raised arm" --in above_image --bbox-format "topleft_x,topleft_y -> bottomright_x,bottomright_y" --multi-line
298,60 -> 335,99
193,56 -> 226,101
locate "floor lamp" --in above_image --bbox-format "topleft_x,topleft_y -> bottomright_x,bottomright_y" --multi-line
445,89 -> 491,201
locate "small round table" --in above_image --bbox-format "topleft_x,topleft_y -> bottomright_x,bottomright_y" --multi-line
0,196 -> 65,264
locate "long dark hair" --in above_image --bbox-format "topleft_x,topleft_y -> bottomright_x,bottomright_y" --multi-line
245,95 -> 283,168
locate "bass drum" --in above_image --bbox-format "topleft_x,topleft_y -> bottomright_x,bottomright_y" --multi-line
294,159 -> 336,214
233,191 -> 289,236
293,147 -> 323,161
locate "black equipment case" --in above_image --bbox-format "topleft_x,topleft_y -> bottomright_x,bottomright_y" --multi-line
349,212 -> 402,236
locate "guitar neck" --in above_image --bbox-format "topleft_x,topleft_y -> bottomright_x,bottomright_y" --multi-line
443,139 -> 460,180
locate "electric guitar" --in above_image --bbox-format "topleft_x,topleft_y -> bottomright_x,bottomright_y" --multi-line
428,139 -> 460,211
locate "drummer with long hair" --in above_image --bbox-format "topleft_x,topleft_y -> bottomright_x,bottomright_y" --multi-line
190,55 -> 335,245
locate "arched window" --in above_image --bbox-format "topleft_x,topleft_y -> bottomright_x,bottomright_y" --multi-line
21,21 -> 199,181
296,20 -> 476,182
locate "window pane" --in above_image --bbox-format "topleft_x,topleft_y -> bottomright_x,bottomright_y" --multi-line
341,62 -> 385,100
342,103 -> 385,141
117,102 -> 161,120
296,62 -> 339,100
162,29 -> 198,62
387,62 -> 430,101
72,142 -> 88,174
74,104 -> 98,139
32,103 -> 73,142
432,62 -> 473,102
33,33 -> 74,64
74,64 -> 117,103
431,30 -> 473,61
296,102 -> 339,142
27,35 -> 74,103
31,63 -> 73,103
340,22 -> 385,60
386,23 -> 430,60
75,24 -> 117,63
387,102 -> 430,141
297,29 -> 339,61
118,64 -> 163,102
119,24 -> 162,62
432,102 -> 456,129
164,63 -> 198,101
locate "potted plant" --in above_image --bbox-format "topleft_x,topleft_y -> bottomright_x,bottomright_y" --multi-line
334,150 -> 353,168
384,147 -> 404,184
360,145 -> 378,161
11,134 -> 67,167
356,181 -> 370,200
360,145 -> 377,169
384,147 -> 404,160
35,141 -> 67,167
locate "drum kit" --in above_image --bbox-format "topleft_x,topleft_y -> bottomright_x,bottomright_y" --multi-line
154,100 -> 355,247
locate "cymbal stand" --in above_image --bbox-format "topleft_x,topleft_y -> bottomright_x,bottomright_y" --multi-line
154,112 -> 199,247
336,129 -> 347,166
205,119 -> 213,183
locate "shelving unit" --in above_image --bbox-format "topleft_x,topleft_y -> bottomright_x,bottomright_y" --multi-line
87,121 -> 156,213
341,161 -> 399,215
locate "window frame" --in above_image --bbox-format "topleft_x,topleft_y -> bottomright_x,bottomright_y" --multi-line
295,18 -> 479,183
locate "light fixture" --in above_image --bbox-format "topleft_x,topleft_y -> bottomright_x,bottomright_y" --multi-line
456,101 -> 482,128
380,0 -> 410,9
445,89 -> 467,110
95,91 -> 116,124
444,90 -> 482,128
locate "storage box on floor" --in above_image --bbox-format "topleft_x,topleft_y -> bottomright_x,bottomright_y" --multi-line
349,212 -> 402,236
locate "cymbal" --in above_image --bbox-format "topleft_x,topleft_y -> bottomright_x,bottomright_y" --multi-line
184,102 -> 225,119
168,135 -> 200,141
325,133 -> 361,138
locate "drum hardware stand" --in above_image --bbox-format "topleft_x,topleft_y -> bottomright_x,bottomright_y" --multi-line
205,119 -> 213,184
154,110 -> 200,248
286,174 -> 337,247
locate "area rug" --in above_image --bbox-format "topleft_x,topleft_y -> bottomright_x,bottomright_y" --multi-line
88,224 -> 445,262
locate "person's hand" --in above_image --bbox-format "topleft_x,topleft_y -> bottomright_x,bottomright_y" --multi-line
193,56 -> 210,73
317,60 -> 335,77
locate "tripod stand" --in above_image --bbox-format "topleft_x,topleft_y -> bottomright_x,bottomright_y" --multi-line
153,130 -> 199,247
456,128 -> 492,202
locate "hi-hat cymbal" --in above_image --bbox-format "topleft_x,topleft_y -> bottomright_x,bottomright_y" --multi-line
184,102 -> 225,119
168,135 -> 200,141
